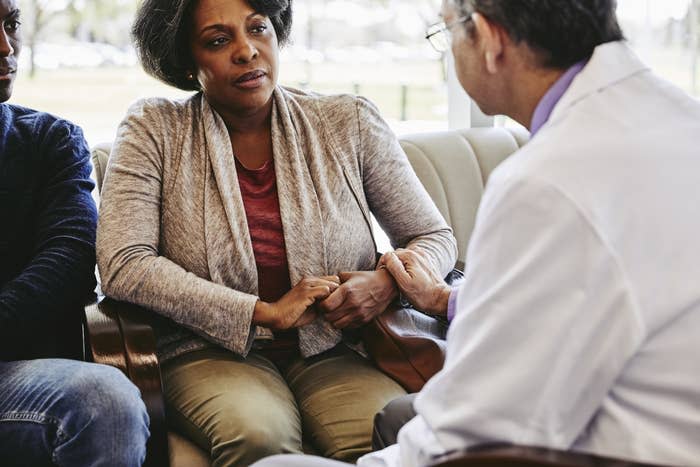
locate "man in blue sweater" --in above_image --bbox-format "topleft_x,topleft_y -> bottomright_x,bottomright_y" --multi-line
0,1 -> 149,465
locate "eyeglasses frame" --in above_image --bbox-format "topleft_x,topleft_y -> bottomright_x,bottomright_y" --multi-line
425,15 -> 472,53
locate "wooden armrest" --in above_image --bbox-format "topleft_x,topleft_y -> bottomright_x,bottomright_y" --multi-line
430,444 -> 667,467
84,297 -> 170,467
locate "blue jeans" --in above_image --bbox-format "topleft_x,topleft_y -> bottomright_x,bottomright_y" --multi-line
0,359 -> 149,467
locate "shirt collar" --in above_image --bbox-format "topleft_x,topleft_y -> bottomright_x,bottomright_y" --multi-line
530,59 -> 588,136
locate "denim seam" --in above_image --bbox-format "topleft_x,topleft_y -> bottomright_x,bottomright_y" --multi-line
0,411 -> 59,426
0,411 -> 67,460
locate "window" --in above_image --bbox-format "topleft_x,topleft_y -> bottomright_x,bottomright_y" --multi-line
618,0 -> 698,97
12,1 -> 698,146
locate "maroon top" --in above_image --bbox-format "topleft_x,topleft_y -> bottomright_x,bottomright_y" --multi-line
236,158 -> 298,363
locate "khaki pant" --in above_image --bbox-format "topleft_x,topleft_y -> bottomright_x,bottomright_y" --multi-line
162,346 -> 405,467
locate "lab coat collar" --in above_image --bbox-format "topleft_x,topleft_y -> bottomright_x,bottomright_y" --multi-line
548,41 -> 650,126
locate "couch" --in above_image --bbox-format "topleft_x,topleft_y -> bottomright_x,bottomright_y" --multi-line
86,127 -> 660,467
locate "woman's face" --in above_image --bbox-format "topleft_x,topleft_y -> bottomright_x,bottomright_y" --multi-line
189,0 -> 279,116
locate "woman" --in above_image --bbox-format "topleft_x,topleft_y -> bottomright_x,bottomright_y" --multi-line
97,0 -> 457,465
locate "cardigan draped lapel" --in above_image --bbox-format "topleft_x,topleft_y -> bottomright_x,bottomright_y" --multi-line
200,97 -> 258,297
200,91 -> 342,356
271,88 -> 342,356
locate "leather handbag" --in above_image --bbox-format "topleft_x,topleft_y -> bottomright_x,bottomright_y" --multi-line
362,268 -> 464,393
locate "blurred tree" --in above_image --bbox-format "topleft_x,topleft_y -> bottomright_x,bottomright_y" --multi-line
296,0 -> 444,85
65,0 -> 136,46
19,0 -> 136,77
20,0 -> 75,77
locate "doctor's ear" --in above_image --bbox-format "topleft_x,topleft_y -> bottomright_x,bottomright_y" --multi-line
472,12 -> 503,74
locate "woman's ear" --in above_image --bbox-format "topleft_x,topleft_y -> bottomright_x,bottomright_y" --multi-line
472,12 -> 503,75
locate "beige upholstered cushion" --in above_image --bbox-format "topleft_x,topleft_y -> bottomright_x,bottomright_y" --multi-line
91,142 -> 111,192
399,127 -> 528,266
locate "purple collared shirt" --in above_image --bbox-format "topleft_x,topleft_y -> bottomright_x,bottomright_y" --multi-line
445,59 -> 587,322
530,59 -> 587,136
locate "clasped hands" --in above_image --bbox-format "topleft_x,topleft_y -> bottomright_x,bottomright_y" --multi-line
255,249 -> 450,331
255,268 -> 398,330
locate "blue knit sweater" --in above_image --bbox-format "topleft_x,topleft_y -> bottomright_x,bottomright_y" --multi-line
0,104 -> 97,360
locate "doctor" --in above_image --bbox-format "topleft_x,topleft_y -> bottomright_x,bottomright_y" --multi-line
253,0 -> 700,466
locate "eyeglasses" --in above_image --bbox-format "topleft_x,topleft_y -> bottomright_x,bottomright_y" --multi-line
425,16 -> 471,53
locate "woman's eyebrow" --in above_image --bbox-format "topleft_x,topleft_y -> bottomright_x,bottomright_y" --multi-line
199,23 -> 229,35
197,12 -> 265,35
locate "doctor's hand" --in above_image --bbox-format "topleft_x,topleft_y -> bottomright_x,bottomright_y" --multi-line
254,276 -> 340,330
318,269 -> 398,329
379,249 -> 451,316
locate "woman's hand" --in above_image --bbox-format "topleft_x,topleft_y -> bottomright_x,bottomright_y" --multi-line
254,276 -> 340,330
318,269 -> 398,329
378,249 -> 451,316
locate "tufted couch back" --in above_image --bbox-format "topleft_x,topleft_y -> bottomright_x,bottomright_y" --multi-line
397,127 -> 528,266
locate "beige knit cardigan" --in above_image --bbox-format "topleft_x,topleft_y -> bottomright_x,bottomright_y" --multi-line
97,86 -> 457,362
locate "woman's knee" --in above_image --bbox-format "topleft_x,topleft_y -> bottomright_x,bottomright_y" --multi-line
161,351 -> 303,466
210,423 -> 301,467
289,349 -> 406,461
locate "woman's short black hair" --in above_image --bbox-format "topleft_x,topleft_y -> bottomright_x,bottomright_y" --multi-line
132,0 -> 293,91
454,0 -> 624,69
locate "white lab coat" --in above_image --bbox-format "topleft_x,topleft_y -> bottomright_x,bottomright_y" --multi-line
360,41 -> 700,467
